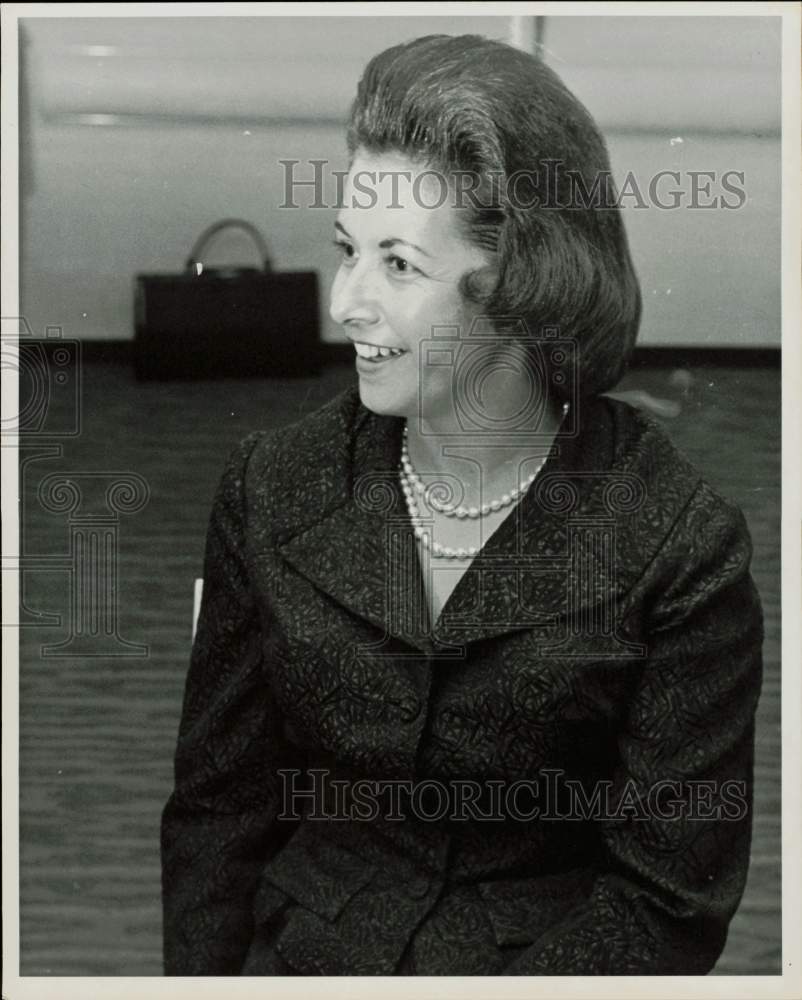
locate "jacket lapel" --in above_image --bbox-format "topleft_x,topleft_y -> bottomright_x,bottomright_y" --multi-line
275,390 -> 652,657
431,466 -> 637,652
276,398 -> 435,651
429,400 -> 637,651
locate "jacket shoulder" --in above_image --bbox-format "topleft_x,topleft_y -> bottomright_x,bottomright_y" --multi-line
219,386 -> 363,542
240,385 -> 361,480
603,395 -> 701,498
601,394 -> 750,526
598,395 -> 754,586
607,400 -> 754,620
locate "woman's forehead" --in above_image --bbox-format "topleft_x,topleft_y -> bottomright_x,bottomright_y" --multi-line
338,151 -> 475,251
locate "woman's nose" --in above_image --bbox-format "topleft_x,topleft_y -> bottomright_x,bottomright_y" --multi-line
329,260 -> 381,327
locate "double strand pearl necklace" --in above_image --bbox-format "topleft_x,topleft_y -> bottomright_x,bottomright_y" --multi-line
398,405 -> 567,560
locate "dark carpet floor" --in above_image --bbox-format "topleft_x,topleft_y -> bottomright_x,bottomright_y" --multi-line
17,359 -> 781,975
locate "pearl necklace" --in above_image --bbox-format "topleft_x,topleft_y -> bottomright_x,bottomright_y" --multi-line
400,470 -> 478,559
398,410 -> 566,560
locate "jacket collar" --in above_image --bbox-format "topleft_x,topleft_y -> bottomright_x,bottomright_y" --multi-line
272,386 -> 692,655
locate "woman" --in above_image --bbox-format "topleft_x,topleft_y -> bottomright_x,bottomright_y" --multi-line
161,34 -> 764,976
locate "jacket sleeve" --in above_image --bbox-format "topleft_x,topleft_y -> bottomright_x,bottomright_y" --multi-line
160,432 -> 294,975
506,480 -> 765,975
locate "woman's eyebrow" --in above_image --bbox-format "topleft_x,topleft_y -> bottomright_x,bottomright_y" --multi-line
334,221 -> 431,257
378,237 -> 432,258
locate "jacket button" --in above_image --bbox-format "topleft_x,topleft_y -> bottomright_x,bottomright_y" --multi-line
405,876 -> 430,899
400,700 -> 422,722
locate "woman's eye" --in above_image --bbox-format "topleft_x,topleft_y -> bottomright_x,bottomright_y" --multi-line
332,240 -> 356,263
386,254 -> 419,276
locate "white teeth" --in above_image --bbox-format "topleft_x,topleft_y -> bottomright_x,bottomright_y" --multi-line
354,342 -> 404,360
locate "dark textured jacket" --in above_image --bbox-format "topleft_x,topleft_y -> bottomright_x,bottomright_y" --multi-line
161,386 -> 764,976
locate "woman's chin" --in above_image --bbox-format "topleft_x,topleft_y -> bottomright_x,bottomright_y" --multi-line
356,381 -> 411,419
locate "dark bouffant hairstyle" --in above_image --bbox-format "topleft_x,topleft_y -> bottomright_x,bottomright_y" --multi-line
346,34 -> 641,401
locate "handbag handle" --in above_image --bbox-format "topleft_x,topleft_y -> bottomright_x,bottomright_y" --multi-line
185,218 -> 273,273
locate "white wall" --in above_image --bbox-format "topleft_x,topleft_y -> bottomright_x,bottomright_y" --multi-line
543,16 -> 780,348
19,14 -> 781,347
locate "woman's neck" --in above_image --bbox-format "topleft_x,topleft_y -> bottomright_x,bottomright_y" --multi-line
403,396 -> 568,499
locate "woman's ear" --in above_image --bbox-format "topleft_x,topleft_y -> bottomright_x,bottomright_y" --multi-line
460,263 -> 499,306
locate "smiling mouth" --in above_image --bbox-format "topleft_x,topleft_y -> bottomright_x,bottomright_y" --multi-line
353,342 -> 407,363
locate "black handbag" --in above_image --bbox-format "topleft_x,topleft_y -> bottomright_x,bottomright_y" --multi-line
134,218 -> 320,379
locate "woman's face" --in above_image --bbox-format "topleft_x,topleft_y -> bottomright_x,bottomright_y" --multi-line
329,149 -> 492,425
